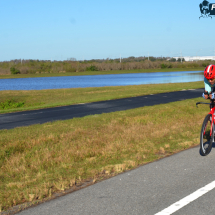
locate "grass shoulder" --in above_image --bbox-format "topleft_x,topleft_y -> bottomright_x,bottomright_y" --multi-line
0,97 -> 207,212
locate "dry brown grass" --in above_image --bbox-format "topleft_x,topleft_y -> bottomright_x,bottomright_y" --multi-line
0,97 -> 208,212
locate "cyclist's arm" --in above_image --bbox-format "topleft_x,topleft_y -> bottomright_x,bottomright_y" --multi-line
204,77 -> 212,93
203,77 -> 212,99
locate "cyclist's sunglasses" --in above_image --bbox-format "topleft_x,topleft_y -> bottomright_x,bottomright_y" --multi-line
208,78 -> 215,81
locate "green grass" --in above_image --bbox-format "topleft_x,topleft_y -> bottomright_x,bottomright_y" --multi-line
0,67 -> 204,79
0,97 -> 207,212
0,99 -> 25,110
0,81 -> 204,114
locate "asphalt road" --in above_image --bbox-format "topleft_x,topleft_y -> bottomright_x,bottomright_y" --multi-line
0,88 -> 204,130
16,145 -> 215,215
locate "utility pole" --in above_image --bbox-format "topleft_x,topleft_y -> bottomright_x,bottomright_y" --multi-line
120,54 -> 121,63
148,52 -> 149,61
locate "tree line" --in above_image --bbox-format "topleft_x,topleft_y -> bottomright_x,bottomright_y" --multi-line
0,57 -> 210,75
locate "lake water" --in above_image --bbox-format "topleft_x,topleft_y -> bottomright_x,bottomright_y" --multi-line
0,71 -> 204,91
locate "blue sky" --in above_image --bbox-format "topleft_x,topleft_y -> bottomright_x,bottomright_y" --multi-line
0,0 -> 214,61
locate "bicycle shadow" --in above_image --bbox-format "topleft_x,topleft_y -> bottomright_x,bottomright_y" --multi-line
199,142 -> 215,156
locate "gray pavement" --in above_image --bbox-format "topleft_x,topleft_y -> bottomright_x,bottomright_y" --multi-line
16,145 -> 215,215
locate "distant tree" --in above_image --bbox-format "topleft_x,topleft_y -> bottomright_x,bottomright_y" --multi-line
177,58 -> 185,62
161,64 -> 168,69
149,57 -> 156,62
169,58 -> 176,62
86,65 -> 98,71
10,67 -> 20,74
68,58 -> 76,61
128,56 -> 135,61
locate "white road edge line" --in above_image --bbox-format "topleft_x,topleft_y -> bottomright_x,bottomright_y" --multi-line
154,180 -> 215,215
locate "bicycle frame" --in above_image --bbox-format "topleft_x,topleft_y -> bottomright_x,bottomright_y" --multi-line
196,100 -> 215,136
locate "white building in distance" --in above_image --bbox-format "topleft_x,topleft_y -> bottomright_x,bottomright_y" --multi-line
173,56 -> 215,61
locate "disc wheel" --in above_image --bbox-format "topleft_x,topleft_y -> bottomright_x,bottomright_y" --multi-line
200,114 -> 213,156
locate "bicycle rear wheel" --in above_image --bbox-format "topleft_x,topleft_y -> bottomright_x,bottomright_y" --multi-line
200,114 -> 213,156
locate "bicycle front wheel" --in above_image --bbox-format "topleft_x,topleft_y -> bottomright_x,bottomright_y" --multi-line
200,114 -> 213,156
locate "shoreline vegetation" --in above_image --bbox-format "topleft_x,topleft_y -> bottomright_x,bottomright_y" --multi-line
0,57 -> 209,78
0,81 -> 204,114
0,97 -> 206,212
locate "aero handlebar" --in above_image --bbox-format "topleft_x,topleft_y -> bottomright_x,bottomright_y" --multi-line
196,102 -> 211,107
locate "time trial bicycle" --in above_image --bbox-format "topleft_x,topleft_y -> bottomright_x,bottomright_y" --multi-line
196,99 -> 215,156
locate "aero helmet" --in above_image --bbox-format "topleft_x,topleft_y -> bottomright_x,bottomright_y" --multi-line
204,65 -> 215,80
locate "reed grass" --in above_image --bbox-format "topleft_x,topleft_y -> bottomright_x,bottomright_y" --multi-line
0,97 -> 207,212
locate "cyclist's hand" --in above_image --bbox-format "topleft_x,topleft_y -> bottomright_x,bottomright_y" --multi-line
203,92 -> 209,99
210,93 -> 215,99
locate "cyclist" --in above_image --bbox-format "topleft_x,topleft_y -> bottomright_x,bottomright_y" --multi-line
203,65 -> 215,99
